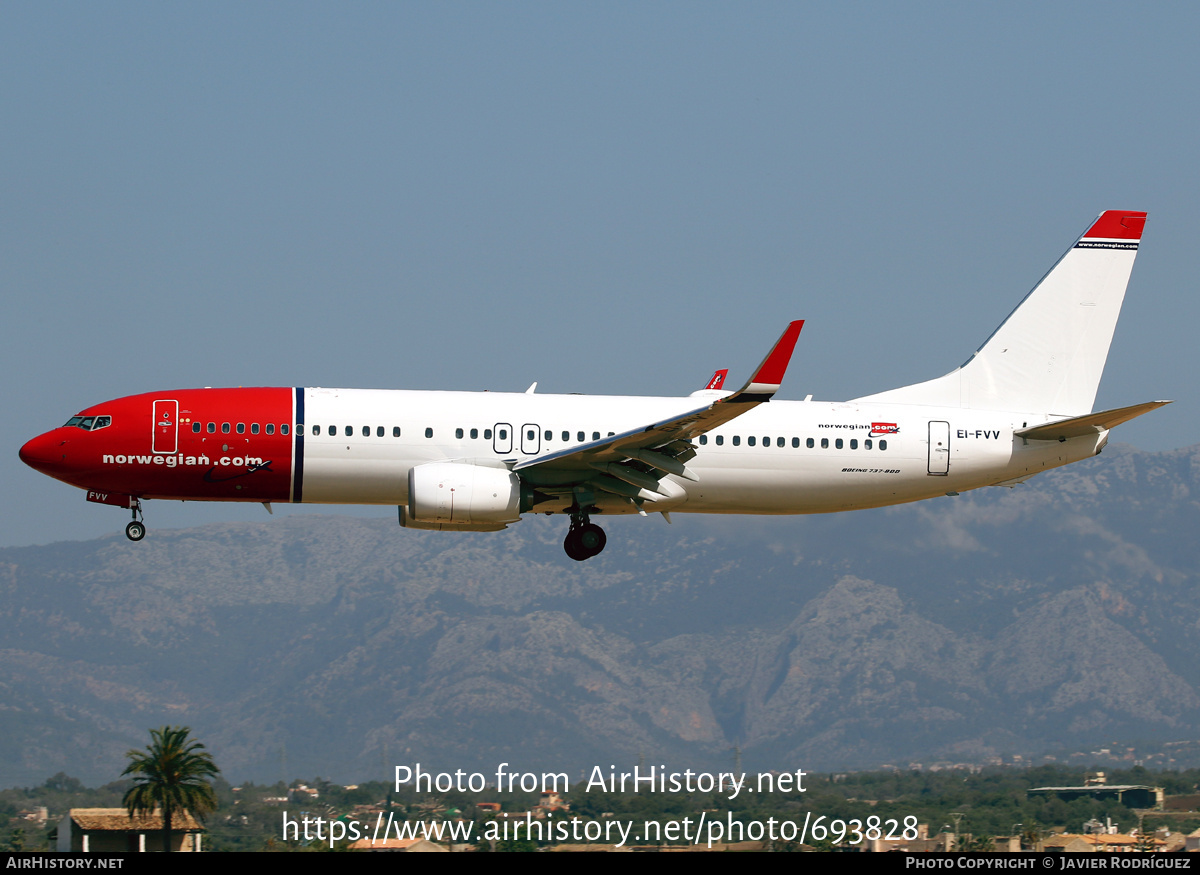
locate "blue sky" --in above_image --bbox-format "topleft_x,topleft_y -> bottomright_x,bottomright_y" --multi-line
4,3 -> 1197,546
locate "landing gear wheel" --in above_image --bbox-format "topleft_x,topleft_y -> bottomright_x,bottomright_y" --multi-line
577,523 -> 606,557
125,521 -> 146,542
563,520 -> 606,560
564,528 -> 588,561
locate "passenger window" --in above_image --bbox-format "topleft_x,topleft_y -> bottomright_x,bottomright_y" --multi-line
836,438 -> 843,449
821,438 -> 828,449
716,435 -> 724,446
425,428 -> 433,438
377,426 -> 384,437
748,436 -> 756,447
313,425 -> 321,436
345,426 -> 352,437
733,435 -> 741,446
393,427 -> 401,437
562,431 -> 569,442
526,429 -> 535,441
865,439 -> 873,449
778,437 -> 785,448
850,439 -> 858,450
456,428 -> 464,439
222,423 -> 230,434
282,424 -> 290,435
699,435 -> 708,445
592,432 -> 600,441
470,428 -> 479,439
208,422 -> 216,433
880,439 -> 888,450
192,422 -> 201,433
608,432 -> 614,437
792,437 -> 800,448
484,428 -> 492,439
328,425 -> 335,435
251,423 -> 260,435
806,438 -> 814,448
544,430 -> 552,441
577,431 -> 585,442
266,424 -> 275,435
498,428 -> 507,440
236,423 -> 245,434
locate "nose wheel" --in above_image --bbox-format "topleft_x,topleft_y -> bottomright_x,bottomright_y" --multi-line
564,516 -> 606,561
125,500 -> 146,542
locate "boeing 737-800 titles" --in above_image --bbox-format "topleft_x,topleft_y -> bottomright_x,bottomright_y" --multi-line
20,210 -> 1168,560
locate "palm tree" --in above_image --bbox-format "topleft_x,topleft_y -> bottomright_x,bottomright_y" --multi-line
122,726 -> 220,852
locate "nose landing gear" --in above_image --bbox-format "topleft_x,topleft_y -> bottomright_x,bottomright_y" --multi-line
564,512 -> 606,561
125,500 -> 146,542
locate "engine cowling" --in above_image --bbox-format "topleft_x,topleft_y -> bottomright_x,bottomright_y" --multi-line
407,462 -> 521,526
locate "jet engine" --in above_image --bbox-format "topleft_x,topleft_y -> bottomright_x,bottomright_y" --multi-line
406,462 -> 521,527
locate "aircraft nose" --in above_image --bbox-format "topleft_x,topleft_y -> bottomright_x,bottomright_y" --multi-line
19,431 -> 68,475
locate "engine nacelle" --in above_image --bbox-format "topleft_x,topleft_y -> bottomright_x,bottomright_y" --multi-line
398,507 -> 511,532
407,462 -> 521,526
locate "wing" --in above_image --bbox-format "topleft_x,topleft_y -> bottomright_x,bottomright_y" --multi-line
515,321 -> 803,501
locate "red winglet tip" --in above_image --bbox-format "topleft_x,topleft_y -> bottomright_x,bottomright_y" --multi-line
704,369 -> 729,390
752,320 -> 804,386
1083,210 -> 1147,240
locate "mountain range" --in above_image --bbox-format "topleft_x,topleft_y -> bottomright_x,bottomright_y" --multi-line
2,441 -> 1199,786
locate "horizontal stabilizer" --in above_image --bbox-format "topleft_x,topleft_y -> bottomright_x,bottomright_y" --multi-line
1015,400 -> 1171,441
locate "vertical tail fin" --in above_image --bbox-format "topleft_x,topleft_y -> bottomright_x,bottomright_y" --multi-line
854,210 -> 1146,415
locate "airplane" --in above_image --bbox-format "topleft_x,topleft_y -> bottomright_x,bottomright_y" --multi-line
20,210 -> 1169,561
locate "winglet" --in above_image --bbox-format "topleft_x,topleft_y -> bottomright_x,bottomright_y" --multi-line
703,369 -> 729,391
739,320 -> 804,396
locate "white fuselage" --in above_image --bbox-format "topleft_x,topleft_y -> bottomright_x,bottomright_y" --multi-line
299,387 -> 1099,515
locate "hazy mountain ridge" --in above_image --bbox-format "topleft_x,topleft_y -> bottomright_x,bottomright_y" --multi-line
2,442 -> 1199,785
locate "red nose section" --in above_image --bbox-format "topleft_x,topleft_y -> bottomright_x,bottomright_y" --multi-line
19,431 -> 69,477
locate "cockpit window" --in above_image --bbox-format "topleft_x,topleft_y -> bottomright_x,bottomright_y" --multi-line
63,415 -> 112,431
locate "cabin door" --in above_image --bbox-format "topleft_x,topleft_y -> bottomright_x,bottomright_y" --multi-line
927,420 -> 950,475
492,423 -> 513,454
152,400 -> 178,454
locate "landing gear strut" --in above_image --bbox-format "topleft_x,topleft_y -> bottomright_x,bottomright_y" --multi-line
563,512 -> 606,561
125,500 -> 146,542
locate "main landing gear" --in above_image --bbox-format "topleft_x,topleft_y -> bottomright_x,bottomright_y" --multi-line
564,512 -> 606,561
125,500 -> 146,542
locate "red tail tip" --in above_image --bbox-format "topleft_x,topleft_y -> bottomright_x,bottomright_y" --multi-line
1083,210 -> 1147,240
